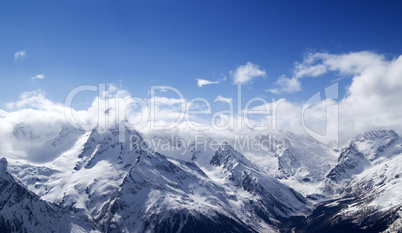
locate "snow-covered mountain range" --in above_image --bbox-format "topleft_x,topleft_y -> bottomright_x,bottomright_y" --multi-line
1,123 -> 401,232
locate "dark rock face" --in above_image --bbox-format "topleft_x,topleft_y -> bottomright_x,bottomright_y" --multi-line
277,148 -> 300,179
283,198 -> 401,233
141,210 -> 257,233
326,142 -> 368,181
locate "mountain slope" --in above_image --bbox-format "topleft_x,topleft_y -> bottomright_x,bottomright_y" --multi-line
96,133 -> 310,232
100,151 -> 261,233
326,130 -> 399,183
7,125 -> 310,232
0,158 -> 95,233
3,124 -> 402,232
288,130 -> 402,232
209,144 -> 309,221
8,126 -> 148,221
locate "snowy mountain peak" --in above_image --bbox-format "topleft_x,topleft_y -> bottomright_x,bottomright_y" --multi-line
0,157 -> 7,168
326,130 -> 401,183
0,157 -> 10,180
74,125 -> 146,169
207,144 -> 309,221
337,141 -> 364,163
351,129 -> 399,161
0,157 -> 95,233
355,129 -> 399,142
210,144 -> 251,168
2,126 -> 402,232
326,141 -> 368,182
277,148 -> 300,179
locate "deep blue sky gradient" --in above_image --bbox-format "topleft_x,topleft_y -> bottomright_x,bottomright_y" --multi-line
1,0 -> 402,109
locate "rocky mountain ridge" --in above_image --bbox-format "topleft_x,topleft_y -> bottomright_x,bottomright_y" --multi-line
1,125 -> 401,232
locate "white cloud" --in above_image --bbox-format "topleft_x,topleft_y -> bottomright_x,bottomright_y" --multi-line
270,51 -> 388,94
6,90 -> 59,111
196,79 -> 220,87
2,51 -> 402,162
218,75 -> 227,82
151,96 -> 186,106
231,62 -> 266,84
289,51 -> 402,140
293,51 -> 385,78
214,95 -> 232,103
14,50 -> 26,59
269,75 -> 301,94
337,53 -> 402,137
31,74 -> 45,80
0,91 -> 77,162
267,89 -> 279,94
294,62 -> 327,78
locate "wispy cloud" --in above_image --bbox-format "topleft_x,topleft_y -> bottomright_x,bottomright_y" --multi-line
31,74 -> 45,80
270,51 -> 385,94
293,51 -> 382,78
230,62 -> 266,85
218,75 -> 227,82
268,75 -> 301,94
196,79 -> 220,87
14,50 -> 26,60
214,95 -> 232,103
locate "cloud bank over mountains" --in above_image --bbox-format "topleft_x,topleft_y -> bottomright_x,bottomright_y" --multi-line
1,51 -> 401,162
291,51 -> 402,136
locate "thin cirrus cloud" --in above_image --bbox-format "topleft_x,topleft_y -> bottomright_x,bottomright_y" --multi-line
31,74 -> 45,80
230,62 -> 266,85
14,50 -> 26,59
196,79 -> 220,87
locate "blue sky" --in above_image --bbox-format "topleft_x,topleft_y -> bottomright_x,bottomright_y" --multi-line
1,0 -> 402,110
